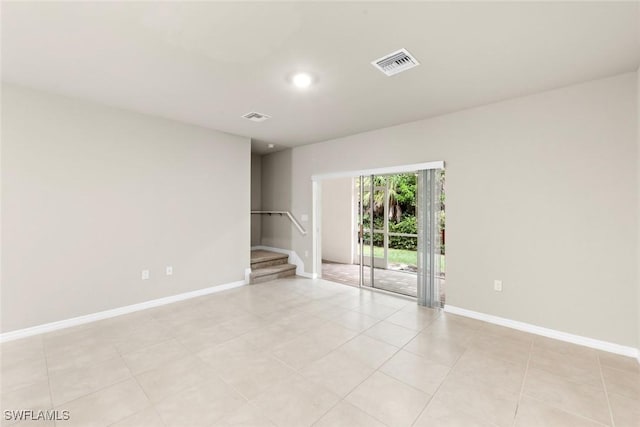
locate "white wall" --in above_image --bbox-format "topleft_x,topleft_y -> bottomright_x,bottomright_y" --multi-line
1,84 -> 251,332
262,73 -> 639,348
321,177 -> 354,264
251,153 -> 262,246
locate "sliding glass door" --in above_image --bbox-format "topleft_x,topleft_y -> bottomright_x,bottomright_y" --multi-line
357,173 -> 418,297
356,170 -> 443,306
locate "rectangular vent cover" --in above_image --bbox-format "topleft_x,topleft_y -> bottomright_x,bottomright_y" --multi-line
242,112 -> 271,122
371,48 -> 420,76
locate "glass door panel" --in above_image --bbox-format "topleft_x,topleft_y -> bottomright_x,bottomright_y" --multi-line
356,176 -> 372,288
360,231 -> 372,288
370,183 -> 387,270
355,173 -> 418,297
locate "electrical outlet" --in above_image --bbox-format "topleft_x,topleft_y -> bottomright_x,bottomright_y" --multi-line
304,250 -> 309,258
494,280 -> 503,292
166,266 -> 173,276
301,214 -> 309,222
141,270 -> 150,280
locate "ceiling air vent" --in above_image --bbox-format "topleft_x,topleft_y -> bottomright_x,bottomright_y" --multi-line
242,112 -> 271,122
371,48 -> 420,76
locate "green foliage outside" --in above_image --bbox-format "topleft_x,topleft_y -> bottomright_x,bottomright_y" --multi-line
360,171 -> 445,253
362,245 -> 416,265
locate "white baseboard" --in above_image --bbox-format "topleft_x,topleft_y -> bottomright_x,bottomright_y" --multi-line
444,305 -> 639,360
0,279 -> 247,343
251,245 -> 309,277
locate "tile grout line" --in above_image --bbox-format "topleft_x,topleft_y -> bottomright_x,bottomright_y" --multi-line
461,321 -> 625,427
304,301 -> 419,426
44,321 -> 158,423
52,377 -> 133,410
515,341 -> 618,426
241,313 -> 347,423
243,348 -> 341,426
314,340 -> 402,427
398,308 -> 447,427
409,320 -> 529,427
125,353 -> 168,427
40,336 -> 57,426
138,341 -> 250,426
104,405 -> 168,427
265,291 -> 406,373
113,312 -> 218,427
597,353 -> 617,427
407,329 -> 473,427
46,338 -> 124,410
511,338 -> 534,427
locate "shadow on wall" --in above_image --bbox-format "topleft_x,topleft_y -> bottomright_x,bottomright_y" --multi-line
259,149 -> 293,250
321,176 -> 354,265
251,153 -> 262,246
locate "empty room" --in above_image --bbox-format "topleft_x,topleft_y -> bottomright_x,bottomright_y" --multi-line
1,2 -> 639,427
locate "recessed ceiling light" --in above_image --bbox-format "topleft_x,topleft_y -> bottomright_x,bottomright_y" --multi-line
292,73 -> 312,89
267,143 -> 275,149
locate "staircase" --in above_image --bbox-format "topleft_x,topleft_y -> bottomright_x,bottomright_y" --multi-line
250,250 -> 296,284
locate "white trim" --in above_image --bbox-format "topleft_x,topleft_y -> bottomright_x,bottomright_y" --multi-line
251,245 -> 306,276
0,280 -> 246,343
298,272 -> 318,279
444,305 -> 639,359
311,161 -> 445,181
244,268 -> 252,284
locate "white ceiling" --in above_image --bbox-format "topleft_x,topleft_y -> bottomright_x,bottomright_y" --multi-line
2,2 -> 639,154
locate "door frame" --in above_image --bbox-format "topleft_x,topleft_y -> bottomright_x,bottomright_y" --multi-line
312,161 -> 444,280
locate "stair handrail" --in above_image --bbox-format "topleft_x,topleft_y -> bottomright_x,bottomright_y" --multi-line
251,210 -> 307,235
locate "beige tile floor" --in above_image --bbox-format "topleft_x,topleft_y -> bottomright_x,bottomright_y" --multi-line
1,278 -> 638,427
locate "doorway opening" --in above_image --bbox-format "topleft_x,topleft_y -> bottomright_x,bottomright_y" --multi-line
318,167 -> 445,306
